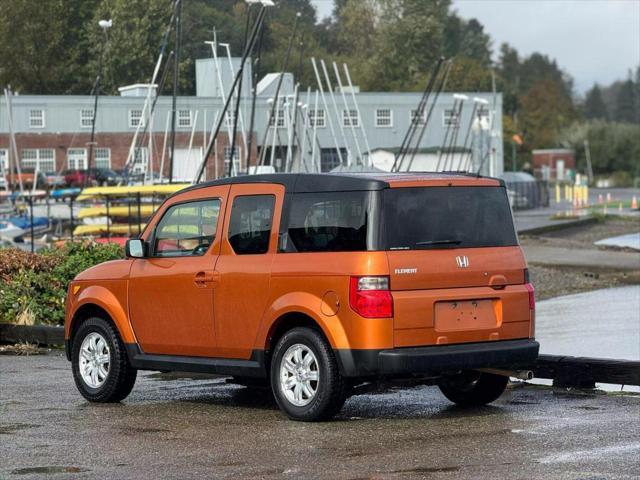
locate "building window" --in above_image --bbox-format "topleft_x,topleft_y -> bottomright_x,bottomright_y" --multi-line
477,107 -> 490,122
131,147 -> 149,173
343,109 -> 359,128
67,148 -> 88,170
21,148 -> 55,173
410,109 -> 426,125
268,109 -> 286,128
178,109 -> 192,128
320,148 -> 347,172
80,109 -> 94,128
0,149 -> 8,172
443,109 -> 460,127
129,109 -> 145,128
375,109 -> 393,128
308,109 -> 325,128
29,109 -> 45,129
95,148 -> 111,169
225,112 -> 235,128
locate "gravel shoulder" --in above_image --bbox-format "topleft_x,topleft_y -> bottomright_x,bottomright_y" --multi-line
521,216 -> 640,300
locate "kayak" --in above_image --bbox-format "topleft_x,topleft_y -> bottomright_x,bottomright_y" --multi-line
73,223 -> 146,236
51,188 -> 81,199
77,183 -> 190,201
77,205 -> 158,219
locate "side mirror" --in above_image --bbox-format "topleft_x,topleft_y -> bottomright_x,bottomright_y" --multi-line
125,239 -> 147,258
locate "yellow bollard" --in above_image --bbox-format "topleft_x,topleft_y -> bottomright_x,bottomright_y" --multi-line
584,185 -> 589,207
555,184 -> 561,203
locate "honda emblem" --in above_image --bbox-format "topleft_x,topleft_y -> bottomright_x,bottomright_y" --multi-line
455,255 -> 469,268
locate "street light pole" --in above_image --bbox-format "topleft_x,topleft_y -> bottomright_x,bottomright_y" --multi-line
85,19 -> 112,188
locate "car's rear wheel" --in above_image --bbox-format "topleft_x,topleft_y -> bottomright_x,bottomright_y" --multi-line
270,327 -> 347,421
72,317 -> 137,403
438,371 -> 508,406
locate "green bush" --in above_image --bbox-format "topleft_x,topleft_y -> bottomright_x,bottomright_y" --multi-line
0,242 -> 123,326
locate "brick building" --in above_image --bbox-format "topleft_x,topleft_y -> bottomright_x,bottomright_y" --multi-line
1,58 -> 504,182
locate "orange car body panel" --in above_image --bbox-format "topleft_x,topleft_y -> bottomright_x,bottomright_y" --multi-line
126,184 -> 230,356
65,174 -> 534,369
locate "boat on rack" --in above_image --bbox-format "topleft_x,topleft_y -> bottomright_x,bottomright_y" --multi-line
73,223 -> 146,236
0,215 -> 50,237
76,183 -> 189,201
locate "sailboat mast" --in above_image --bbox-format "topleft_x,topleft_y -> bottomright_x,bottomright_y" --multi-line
168,0 -> 182,184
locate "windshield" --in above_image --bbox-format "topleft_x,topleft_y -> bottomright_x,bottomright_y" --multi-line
383,186 -> 517,250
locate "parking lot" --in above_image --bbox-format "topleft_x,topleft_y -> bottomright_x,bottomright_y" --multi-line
2,353 -> 639,479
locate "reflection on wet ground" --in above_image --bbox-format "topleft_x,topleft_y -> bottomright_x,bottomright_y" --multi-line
1,354 -> 639,479
537,285 -> 640,361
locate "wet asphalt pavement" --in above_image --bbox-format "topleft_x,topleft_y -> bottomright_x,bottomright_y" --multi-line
1,353 -> 639,479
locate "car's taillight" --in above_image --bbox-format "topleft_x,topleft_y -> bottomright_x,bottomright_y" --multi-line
349,276 -> 393,318
525,282 -> 535,311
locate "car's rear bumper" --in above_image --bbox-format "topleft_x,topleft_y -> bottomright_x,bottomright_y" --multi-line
335,339 -> 539,378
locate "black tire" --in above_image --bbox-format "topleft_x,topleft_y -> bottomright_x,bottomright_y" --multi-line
270,327 -> 347,422
439,372 -> 508,406
71,317 -> 137,403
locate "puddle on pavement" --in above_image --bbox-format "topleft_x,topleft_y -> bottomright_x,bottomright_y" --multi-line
11,466 -> 88,475
537,286 -> 640,361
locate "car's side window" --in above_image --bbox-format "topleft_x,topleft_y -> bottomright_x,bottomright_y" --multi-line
152,199 -> 221,257
279,191 -> 370,252
228,194 -> 275,255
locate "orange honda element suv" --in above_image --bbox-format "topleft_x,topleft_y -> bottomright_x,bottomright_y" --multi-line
65,173 -> 538,421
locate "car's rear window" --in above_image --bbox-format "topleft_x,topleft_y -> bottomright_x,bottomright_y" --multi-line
279,191 -> 375,252
383,186 -> 517,250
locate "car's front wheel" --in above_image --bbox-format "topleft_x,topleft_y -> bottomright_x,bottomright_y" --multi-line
270,327 -> 347,421
72,317 -> 137,403
438,371 -> 508,406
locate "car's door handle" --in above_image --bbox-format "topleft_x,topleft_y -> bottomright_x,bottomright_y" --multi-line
194,271 -> 218,287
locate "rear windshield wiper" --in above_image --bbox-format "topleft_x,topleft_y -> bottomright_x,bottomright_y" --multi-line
415,239 -> 461,246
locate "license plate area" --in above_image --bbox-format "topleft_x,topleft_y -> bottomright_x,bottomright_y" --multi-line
434,299 -> 500,332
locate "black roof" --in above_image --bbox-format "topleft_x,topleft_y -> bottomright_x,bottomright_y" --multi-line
178,171 -> 494,195
178,173 -> 388,194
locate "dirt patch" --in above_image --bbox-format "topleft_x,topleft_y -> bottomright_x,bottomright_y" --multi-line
0,343 -> 44,356
528,264 -> 640,301
521,217 -> 640,299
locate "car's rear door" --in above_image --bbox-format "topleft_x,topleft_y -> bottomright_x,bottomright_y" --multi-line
383,185 -> 531,347
213,183 -> 284,359
128,185 -> 230,356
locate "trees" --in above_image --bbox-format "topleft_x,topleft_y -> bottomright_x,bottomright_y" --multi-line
520,77 -> 575,149
0,0 -> 99,94
85,0 -> 174,95
562,121 -> 640,177
584,85 -> 608,120
614,77 -> 637,124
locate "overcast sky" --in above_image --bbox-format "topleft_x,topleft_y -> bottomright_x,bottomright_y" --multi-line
311,0 -> 640,94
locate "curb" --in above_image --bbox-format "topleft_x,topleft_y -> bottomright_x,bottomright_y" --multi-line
0,324 -> 65,346
533,354 -> 640,388
517,216 -> 598,236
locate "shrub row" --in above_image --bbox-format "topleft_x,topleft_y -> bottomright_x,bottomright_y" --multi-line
0,242 -> 123,326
